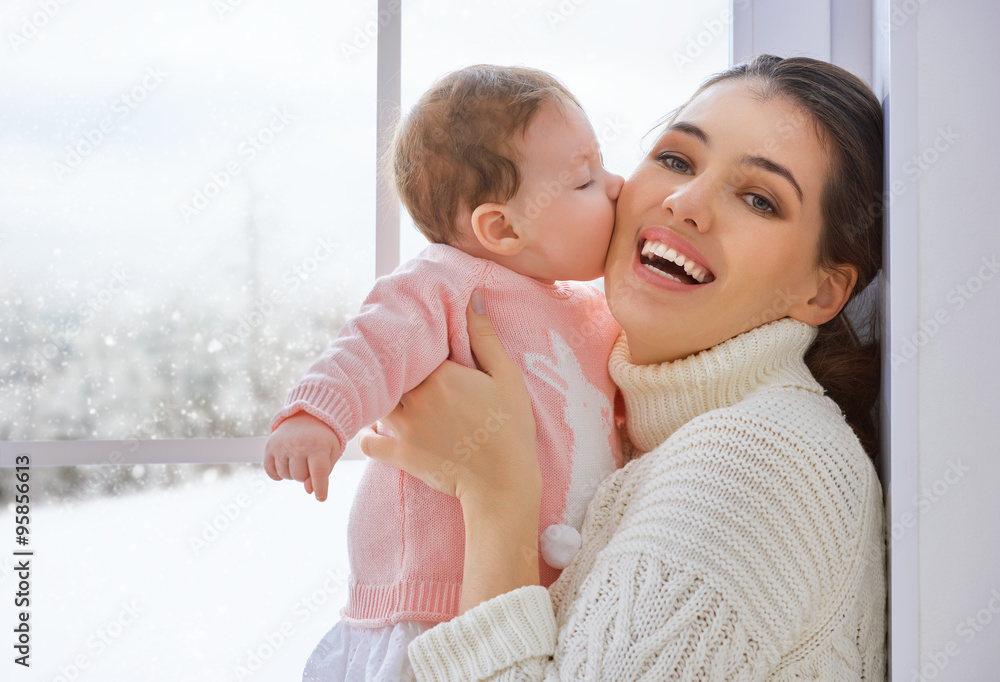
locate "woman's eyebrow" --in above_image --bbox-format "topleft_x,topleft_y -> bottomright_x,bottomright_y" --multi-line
664,121 -> 804,203
664,121 -> 709,146
737,154 -> 804,203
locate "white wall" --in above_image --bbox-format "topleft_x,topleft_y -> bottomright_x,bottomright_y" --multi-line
881,0 -> 1000,678
907,0 -> 1000,678
739,0 -> 1000,677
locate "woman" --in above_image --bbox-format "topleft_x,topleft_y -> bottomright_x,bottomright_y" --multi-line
361,55 -> 886,680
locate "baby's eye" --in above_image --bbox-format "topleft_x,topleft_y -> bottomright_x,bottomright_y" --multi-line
575,179 -> 593,190
743,193 -> 775,214
656,153 -> 691,174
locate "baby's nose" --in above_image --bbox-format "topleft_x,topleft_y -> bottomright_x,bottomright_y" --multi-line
607,173 -> 625,201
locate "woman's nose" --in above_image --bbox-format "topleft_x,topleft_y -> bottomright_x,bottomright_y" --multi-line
661,176 -> 711,233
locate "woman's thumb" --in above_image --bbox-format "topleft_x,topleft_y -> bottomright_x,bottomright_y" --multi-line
358,424 -> 400,468
467,289 -> 512,378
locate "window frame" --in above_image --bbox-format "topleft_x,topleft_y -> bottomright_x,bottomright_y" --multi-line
2,1 -> 913,676
1,0 -> 400,468
0,1 -> 890,455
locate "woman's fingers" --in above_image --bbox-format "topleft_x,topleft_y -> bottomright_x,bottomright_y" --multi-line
358,424 -> 401,469
467,289 -> 516,380
467,289 -> 535,425
352,292 -> 540,504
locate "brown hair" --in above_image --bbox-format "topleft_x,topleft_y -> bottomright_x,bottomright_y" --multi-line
680,55 -> 885,462
390,64 -> 581,244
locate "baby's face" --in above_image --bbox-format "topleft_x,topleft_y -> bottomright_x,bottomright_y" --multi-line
506,101 -> 624,282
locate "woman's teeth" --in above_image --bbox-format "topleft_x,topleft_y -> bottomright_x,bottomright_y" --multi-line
640,240 -> 714,284
642,263 -> 688,284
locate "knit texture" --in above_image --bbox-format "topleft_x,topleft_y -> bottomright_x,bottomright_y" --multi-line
409,317 -> 886,680
271,244 -> 623,626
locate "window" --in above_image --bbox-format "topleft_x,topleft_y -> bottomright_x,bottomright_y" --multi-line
2,0 -> 377,442
2,0 -> 732,678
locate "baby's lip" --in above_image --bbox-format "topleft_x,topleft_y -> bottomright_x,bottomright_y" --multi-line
637,226 -> 715,282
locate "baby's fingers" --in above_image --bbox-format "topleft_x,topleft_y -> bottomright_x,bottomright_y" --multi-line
263,450 -> 281,481
269,447 -> 293,480
288,455 -> 311,483
308,454 -> 333,502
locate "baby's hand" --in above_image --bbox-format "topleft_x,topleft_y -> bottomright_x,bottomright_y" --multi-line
263,412 -> 342,502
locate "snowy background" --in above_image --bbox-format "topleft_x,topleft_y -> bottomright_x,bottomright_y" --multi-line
0,462 -> 366,681
1,0 -> 727,443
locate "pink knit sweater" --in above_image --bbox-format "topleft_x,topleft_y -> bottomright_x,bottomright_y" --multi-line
271,245 -> 623,627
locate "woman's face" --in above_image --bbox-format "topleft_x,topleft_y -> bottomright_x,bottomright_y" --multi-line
605,79 -> 837,365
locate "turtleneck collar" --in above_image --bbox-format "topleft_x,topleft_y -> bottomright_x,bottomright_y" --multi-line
609,317 -> 823,454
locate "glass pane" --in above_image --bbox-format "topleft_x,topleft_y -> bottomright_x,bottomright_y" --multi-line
398,0 -> 732,263
1,0 -> 377,440
0,461 -> 365,680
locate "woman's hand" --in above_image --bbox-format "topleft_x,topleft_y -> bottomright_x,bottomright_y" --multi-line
359,290 -> 541,507
360,290 -> 544,612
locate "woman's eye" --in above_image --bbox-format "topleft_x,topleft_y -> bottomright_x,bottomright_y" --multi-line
657,153 -> 691,173
744,193 -> 775,213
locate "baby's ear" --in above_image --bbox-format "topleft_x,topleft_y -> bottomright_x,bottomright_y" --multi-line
471,203 -> 526,256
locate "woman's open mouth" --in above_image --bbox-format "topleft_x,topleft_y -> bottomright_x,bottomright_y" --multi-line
639,239 -> 715,285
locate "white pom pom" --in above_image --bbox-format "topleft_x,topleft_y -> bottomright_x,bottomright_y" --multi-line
540,524 -> 582,569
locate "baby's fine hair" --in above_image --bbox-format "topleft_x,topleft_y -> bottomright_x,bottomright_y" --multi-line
390,64 -> 582,245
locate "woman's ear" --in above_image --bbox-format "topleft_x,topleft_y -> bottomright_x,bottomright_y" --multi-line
471,203 -> 526,256
789,264 -> 859,326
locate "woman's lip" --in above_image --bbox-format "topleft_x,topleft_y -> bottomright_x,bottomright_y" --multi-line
637,226 -> 714,277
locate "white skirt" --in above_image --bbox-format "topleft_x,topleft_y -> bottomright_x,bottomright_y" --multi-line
302,619 -> 435,682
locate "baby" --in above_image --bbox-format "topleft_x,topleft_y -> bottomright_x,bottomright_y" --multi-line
264,65 -> 624,680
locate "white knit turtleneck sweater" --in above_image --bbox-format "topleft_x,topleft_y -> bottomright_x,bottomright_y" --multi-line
409,318 -> 886,681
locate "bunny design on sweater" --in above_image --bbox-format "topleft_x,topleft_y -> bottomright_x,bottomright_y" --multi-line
526,330 -> 619,570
